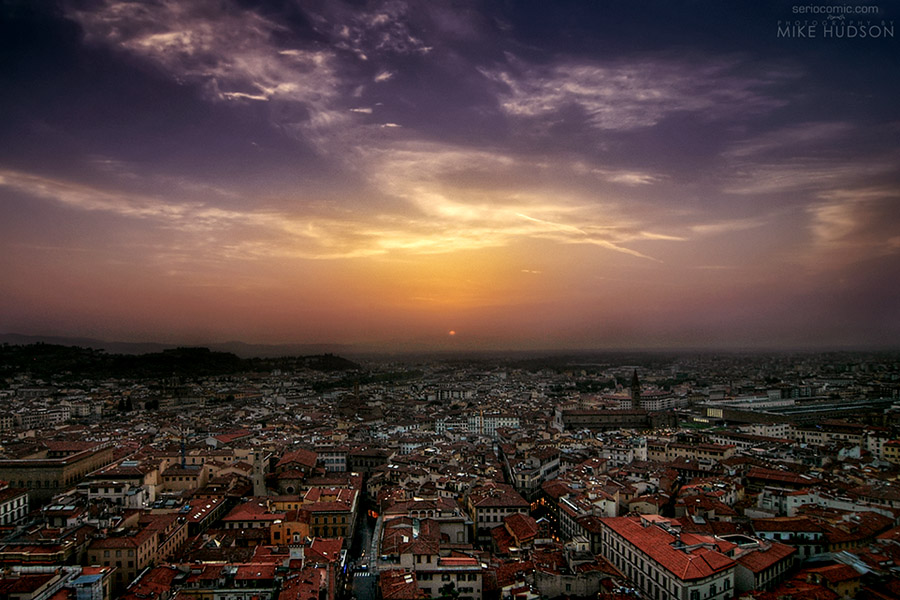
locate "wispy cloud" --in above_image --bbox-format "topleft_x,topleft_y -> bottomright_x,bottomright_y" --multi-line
723,121 -> 852,159
359,142 -> 683,260
570,162 -> 662,186
68,0 -> 347,141
807,186 -> 900,260
304,0 -> 432,60
722,156 -> 897,196
690,216 -> 770,236
720,121 -> 898,196
483,55 -> 790,131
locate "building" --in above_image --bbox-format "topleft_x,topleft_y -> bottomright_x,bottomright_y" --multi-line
466,483 -> 529,544
558,409 -> 676,432
751,517 -> 826,560
724,535 -> 796,592
0,482 -> 28,526
160,464 -> 208,493
87,528 -> 158,593
0,443 -> 114,505
301,487 -> 359,542
599,515 -> 735,600
468,413 -> 520,437
504,447 -> 560,500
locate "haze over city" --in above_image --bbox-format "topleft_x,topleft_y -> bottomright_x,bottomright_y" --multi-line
1,1 -> 898,352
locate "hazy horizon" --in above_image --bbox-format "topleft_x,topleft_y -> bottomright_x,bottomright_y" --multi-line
2,1 -> 898,352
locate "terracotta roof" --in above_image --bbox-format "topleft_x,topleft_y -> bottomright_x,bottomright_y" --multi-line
751,517 -> 823,534
89,528 -> 156,549
279,567 -> 326,600
306,538 -> 344,563
213,430 -> 253,444
234,564 -> 277,581
734,541 -> 796,573
469,483 -> 528,508
601,516 -> 735,581
380,569 -> 422,600
746,467 -> 820,486
505,513 -> 538,543
277,449 -> 318,470
0,573 -> 58,595
806,563 -> 861,584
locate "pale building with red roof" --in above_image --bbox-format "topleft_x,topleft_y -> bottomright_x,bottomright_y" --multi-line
728,537 -> 796,593
599,515 -> 735,600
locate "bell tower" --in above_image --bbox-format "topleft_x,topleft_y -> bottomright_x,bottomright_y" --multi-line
630,369 -> 641,408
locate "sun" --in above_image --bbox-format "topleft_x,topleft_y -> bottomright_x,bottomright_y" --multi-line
448,330 -> 456,336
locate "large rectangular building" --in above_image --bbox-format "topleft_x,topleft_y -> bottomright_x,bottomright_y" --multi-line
0,443 -> 114,505
599,515 -> 735,600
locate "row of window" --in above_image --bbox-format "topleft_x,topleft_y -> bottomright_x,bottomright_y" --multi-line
0,496 -> 26,508
603,531 -> 731,600
312,515 -> 347,524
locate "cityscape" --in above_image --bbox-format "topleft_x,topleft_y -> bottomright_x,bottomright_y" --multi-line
1,1 -> 899,600
0,344 -> 899,600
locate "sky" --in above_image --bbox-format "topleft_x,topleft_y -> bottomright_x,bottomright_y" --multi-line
1,0 -> 899,353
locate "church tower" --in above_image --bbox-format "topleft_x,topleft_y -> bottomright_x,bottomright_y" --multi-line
630,369 -> 641,408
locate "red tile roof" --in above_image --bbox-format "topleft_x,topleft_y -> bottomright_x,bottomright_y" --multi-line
805,563 -> 861,584
601,516 -> 735,581
380,569 -> 422,600
505,513 -> 538,543
469,483 -> 528,508
277,449 -> 319,470
307,538 -> 344,564
734,541 -> 796,573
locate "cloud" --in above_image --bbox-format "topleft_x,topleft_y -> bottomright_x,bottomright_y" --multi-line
570,163 -> 662,186
2,163 -> 672,265
722,121 -> 853,159
68,0 -> 346,141
689,216 -> 771,236
304,0 -> 432,60
483,55 -> 790,131
358,142 -> 682,260
807,186 -> 900,261
720,121 -> 899,197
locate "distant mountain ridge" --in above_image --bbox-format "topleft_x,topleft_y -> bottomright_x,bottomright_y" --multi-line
0,340 -> 361,381
0,333 -> 356,359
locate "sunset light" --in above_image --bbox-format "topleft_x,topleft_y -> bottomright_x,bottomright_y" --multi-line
1,1 -> 898,352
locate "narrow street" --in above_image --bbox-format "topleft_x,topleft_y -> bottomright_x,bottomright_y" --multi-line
350,509 -> 377,600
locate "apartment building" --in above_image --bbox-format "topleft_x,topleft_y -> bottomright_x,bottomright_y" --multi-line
599,515 -> 735,600
0,483 -> 28,525
302,487 -> 359,542
466,483 -> 529,545
87,528 -> 158,592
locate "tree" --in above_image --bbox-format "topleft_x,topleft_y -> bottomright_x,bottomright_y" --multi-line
437,582 -> 460,600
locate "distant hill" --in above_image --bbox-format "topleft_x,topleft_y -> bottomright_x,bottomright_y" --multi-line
0,341 -> 360,381
0,333 -> 356,358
